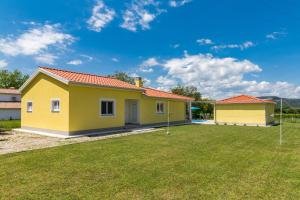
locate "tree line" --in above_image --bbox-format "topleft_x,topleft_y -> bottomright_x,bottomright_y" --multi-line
0,70 -> 29,89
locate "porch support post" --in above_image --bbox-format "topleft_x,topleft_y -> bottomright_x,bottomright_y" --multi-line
189,101 -> 192,122
214,103 -> 216,124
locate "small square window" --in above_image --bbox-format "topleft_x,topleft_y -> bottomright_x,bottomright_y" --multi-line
100,100 -> 115,116
27,102 -> 32,113
156,102 -> 165,113
51,100 -> 60,112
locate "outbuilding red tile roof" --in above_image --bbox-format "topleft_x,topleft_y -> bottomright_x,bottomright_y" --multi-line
0,88 -> 20,95
0,102 -> 21,109
40,67 -> 143,90
143,87 -> 194,101
217,95 -> 275,104
38,67 -> 193,101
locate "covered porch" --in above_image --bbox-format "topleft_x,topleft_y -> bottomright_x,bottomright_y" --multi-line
189,100 -> 216,125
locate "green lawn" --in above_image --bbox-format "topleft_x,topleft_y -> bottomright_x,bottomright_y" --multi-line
0,120 -> 20,132
1,124 -> 300,199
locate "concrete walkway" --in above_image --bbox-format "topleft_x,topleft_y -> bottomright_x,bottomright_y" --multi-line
0,128 -> 162,155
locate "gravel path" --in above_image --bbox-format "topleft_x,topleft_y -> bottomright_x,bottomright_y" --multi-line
0,128 -> 162,155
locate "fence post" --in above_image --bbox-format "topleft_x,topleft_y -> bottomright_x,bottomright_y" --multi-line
280,98 -> 283,145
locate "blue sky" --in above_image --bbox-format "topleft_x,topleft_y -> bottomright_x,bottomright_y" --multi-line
0,0 -> 299,98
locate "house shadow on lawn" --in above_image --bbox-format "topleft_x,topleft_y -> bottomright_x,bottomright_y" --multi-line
0,129 -> 12,136
0,129 -> 10,142
87,130 -> 128,138
85,127 -> 160,138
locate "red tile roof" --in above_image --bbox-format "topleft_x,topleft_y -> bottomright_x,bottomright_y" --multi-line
0,102 -> 21,109
38,67 -> 193,101
217,95 -> 275,104
143,87 -> 194,101
40,67 -> 143,90
0,88 -> 20,95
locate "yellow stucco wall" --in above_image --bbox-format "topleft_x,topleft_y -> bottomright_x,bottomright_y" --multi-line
215,103 -> 269,125
21,74 -> 69,132
139,97 -> 186,125
68,84 -> 187,132
68,84 -> 142,132
21,74 -> 187,134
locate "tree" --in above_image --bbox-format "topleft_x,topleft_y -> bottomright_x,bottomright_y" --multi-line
109,71 -> 135,85
109,71 -> 147,86
171,85 -> 201,101
171,85 -> 216,119
0,69 -> 29,89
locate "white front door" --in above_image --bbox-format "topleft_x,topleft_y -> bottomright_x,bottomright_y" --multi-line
125,100 -> 139,124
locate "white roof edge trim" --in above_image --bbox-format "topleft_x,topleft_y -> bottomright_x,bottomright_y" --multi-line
19,68 -> 70,92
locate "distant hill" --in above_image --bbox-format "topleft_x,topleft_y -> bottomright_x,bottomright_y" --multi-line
259,96 -> 300,109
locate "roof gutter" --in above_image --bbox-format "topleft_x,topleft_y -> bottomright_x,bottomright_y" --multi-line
142,94 -> 194,102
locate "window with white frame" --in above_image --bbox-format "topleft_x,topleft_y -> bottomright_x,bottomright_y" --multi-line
100,100 -> 115,116
27,101 -> 33,112
51,99 -> 60,112
156,102 -> 165,113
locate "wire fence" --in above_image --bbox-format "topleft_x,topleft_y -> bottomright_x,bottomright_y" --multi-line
275,114 -> 300,124
278,118 -> 300,146
274,98 -> 300,145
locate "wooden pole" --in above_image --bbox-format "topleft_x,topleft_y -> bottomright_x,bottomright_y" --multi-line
189,101 -> 192,122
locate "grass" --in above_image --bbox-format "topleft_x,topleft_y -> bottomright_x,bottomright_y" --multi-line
1,124 -> 300,199
0,120 -> 20,133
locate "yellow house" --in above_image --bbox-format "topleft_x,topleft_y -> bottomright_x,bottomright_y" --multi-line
214,95 -> 276,126
19,67 -> 193,137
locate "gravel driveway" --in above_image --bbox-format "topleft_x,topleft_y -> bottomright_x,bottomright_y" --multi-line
0,128 -> 161,155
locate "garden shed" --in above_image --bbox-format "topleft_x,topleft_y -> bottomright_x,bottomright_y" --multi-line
215,95 -> 276,126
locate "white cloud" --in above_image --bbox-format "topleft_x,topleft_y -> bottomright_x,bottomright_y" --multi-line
197,38 -> 214,45
266,31 -> 287,40
112,57 -> 119,62
141,57 -> 160,67
153,53 -> 300,98
143,77 -> 152,86
139,57 -> 160,73
169,0 -> 192,7
21,21 -> 38,26
120,0 -> 165,32
130,72 -> 139,77
0,60 -> 8,68
67,59 -> 83,65
156,75 -> 177,90
80,54 -> 93,61
211,41 -> 254,51
171,43 -> 180,48
35,54 -> 57,65
0,24 -> 74,58
246,81 -> 300,98
140,68 -> 154,73
242,41 -> 254,49
87,0 -> 116,32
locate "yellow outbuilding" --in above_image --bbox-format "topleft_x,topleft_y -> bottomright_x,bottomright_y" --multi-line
18,67 -> 193,137
215,95 -> 276,126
